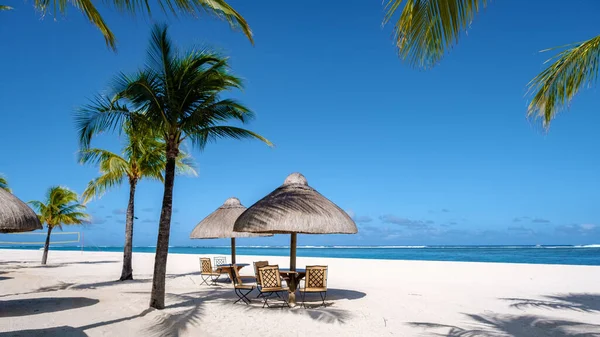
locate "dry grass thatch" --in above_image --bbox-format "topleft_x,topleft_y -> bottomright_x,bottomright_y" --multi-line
0,189 -> 42,233
233,173 -> 358,235
190,197 -> 270,239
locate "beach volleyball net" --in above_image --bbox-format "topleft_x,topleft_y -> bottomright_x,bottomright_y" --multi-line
0,231 -> 82,246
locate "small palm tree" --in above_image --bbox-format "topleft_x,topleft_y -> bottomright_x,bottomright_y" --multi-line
29,186 -> 89,265
77,24 -> 272,309
0,174 -> 10,192
80,120 -> 196,281
3,0 -> 252,50
383,0 -> 599,127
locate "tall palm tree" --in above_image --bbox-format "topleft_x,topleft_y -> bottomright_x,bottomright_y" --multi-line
79,120 -> 196,281
76,24 -> 272,309
383,0 -> 600,127
29,186 -> 89,265
0,174 -> 10,192
3,0 -> 252,50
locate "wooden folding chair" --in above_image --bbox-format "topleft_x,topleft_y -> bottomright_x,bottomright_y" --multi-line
231,265 -> 255,305
199,257 -> 221,286
257,265 -> 290,308
299,265 -> 328,308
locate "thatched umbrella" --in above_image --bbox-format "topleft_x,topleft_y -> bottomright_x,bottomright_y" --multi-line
233,172 -> 357,303
0,188 -> 42,233
190,197 -> 270,264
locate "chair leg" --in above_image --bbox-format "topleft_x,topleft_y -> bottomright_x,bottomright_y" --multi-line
200,275 -> 210,286
301,291 -> 306,308
210,274 -> 220,285
282,292 -> 290,308
262,292 -> 272,308
320,292 -> 326,307
234,289 -> 243,304
234,288 -> 253,305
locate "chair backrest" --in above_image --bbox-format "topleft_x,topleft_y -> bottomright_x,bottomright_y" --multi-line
305,265 -> 328,290
214,256 -> 227,267
253,261 -> 269,285
199,258 -> 213,274
258,265 -> 282,289
231,265 -> 244,286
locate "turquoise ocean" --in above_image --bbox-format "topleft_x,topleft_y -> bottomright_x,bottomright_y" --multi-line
2,245 -> 600,266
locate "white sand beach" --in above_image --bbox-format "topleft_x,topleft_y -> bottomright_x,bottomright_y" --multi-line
1,249 -> 599,336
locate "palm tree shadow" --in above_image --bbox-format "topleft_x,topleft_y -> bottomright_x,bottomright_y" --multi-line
0,271 -> 203,298
136,290 -> 231,337
0,297 -> 99,318
501,293 -> 600,313
0,326 -> 89,337
408,312 -> 600,337
221,290 -> 353,324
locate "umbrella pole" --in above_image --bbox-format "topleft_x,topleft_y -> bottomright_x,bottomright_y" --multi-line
231,237 -> 236,264
289,233 -> 297,305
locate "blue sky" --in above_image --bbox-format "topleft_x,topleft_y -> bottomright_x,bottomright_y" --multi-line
1,0 -> 599,247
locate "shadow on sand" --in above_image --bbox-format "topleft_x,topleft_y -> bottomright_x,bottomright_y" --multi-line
408,312 -> 600,337
0,326 -> 89,337
501,293 -> 600,313
0,297 -> 99,318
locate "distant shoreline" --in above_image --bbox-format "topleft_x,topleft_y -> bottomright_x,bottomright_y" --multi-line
1,245 -> 599,266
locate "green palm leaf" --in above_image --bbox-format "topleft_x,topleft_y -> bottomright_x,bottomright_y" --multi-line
0,174 -> 10,193
28,0 -> 251,50
527,35 -> 600,127
383,0 -> 487,69
0,5 -> 13,10
28,186 -> 89,229
76,24 -> 269,309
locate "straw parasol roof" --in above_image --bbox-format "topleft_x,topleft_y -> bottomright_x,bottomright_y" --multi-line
233,172 -> 357,305
0,188 -> 42,233
190,197 -> 270,239
233,173 -> 358,235
190,197 -> 271,264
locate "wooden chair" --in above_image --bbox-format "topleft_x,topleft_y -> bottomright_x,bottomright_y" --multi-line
299,265 -> 328,308
253,261 -> 269,297
257,265 -> 289,308
199,257 -> 221,286
231,264 -> 255,305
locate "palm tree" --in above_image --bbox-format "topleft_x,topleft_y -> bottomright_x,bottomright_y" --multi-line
0,174 -> 10,192
76,24 -> 272,309
3,0 -> 252,50
79,120 -> 196,281
29,186 -> 89,265
382,0 -> 600,127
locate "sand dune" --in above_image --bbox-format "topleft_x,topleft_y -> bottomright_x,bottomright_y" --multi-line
1,249 -> 599,336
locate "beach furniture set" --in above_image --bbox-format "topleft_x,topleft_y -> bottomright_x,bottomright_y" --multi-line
201,256 -> 328,308
190,172 -> 356,306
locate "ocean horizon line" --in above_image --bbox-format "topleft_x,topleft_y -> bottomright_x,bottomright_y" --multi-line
2,244 -> 599,249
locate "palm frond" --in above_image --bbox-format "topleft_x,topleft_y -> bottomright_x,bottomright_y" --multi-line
29,186 -> 89,228
76,95 -> 131,149
383,0 -> 487,69
0,5 -> 13,10
31,0 -> 251,50
0,174 -> 10,193
176,149 -> 198,176
527,35 -> 600,128
81,167 -> 127,203
189,125 -> 272,150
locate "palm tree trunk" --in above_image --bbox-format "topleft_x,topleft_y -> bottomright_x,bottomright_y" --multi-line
120,178 -> 137,281
41,225 -> 53,265
149,143 -> 178,309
